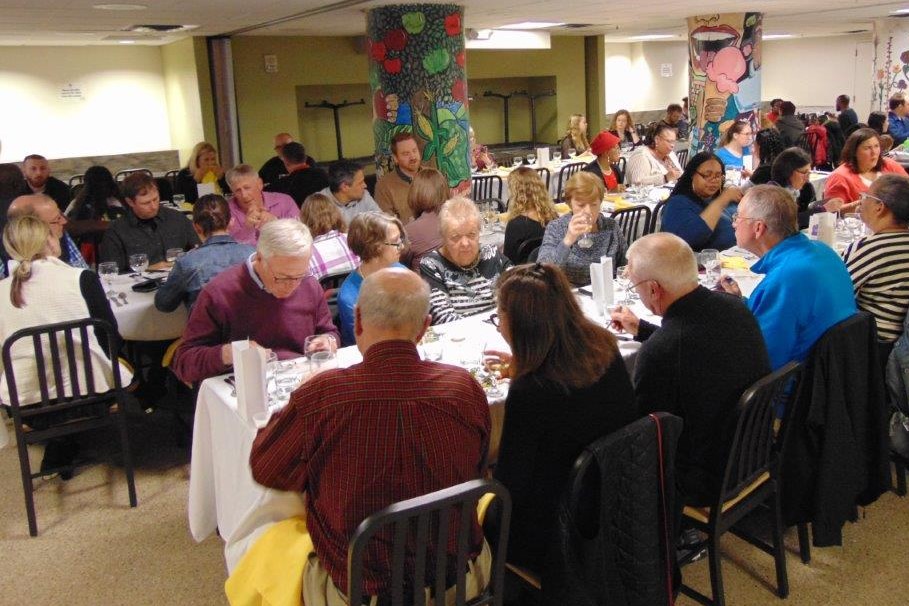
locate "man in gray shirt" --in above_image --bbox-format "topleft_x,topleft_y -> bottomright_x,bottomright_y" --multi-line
316,160 -> 381,224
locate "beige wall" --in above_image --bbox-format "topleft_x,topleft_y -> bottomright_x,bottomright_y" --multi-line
604,41 -> 688,116
162,38 -> 206,165
230,35 -> 587,169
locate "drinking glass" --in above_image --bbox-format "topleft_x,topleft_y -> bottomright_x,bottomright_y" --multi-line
577,213 -> 594,249
568,148 -> 577,159
512,156 -> 523,168
172,194 -> 186,207
484,203 -> 500,230
420,328 -> 443,361
309,351 -> 338,376
616,265 -> 631,304
552,150 -> 563,163
128,253 -> 148,278
305,334 -> 338,376
165,248 -> 183,263
527,153 -> 537,166
843,213 -> 864,240
700,249 -> 720,287
98,261 -> 118,296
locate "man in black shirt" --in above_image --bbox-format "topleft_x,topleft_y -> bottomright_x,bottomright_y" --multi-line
610,233 -> 770,506
259,133 -> 317,186
20,154 -> 71,212
264,142 -> 328,206
99,172 -> 198,271
836,94 -> 858,133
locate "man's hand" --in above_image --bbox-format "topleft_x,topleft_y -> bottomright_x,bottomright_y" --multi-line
221,340 -> 261,366
609,305 -> 640,337
718,275 -> 742,297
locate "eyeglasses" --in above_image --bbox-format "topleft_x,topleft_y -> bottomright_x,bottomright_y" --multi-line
696,171 -> 724,181
263,257 -> 309,284
737,131 -> 754,137
629,278 -> 654,292
384,240 -> 406,250
731,212 -> 760,224
658,135 -> 677,144
794,167 -> 812,175
484,313 -> 500,328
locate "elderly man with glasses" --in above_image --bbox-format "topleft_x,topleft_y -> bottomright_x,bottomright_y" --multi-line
720,184 -> 856,370
172,219 -> 339,384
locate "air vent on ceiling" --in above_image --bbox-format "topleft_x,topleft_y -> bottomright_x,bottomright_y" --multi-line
841,29 -> 870,33
125,24 -> 193,33
104,33 -> 162,41
561,24 -> 593,29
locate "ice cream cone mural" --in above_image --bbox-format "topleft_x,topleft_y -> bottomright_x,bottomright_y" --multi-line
687,13 -> 763,154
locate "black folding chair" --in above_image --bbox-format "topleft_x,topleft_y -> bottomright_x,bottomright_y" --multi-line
556,162 -> 586,202
320,271 -> 353,332
650,200 -> 668,234
679,362 -> 802,606
613,157 -> 627,184
471,175 -> 504,211
348,478 -> 511,606
2,318 -> 138,536
612,204 -> 652,244
677,149 -> 690,169
115,168 -> 153,182
164,169 -> 181,190
514,237 -> 543,265
68,174 -> 85,188
533,167 -> 551,190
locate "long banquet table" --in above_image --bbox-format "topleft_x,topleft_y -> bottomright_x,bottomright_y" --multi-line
104,272 -> 188,342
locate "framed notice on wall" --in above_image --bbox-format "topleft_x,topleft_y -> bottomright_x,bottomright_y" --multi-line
60,83 -> 85,101
660,64 -> 673,78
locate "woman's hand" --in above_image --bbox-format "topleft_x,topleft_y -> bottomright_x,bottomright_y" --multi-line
563,213 -> 592,247
717,186 -> 744,206
609,305 -> 640,337
193,166 -> 209,182
483,349 -> 513,379
839,199 -> 861,213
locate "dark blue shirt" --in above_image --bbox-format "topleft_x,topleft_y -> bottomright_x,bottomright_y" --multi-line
660,193 -> 735,252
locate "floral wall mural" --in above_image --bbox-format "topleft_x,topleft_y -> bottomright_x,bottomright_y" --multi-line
367,4 -> 471,193
686,12 -> 763,154
872,33 -> 909,111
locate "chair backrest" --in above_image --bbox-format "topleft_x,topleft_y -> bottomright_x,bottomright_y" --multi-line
534,167 -> 551,190
514,237 -> 543,265
1,318 -> 124,425
613,157 -> 627,184
612,205 -> 652,244
348,478 -> 511,606
650,200 -> 668,234
164,169 -> 180,189
115,168 -> 153,182
471,175 -> 503,203
68,174 -> 85,187
556,162 -> 586,201
676,149 -> 690,169
320,271 -> 352,292
70,182 -> 85,201
715,362 -> 802,507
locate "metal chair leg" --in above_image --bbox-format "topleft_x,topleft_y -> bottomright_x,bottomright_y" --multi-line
708,532 -> 725,606
895,456 -> 907,497
17,439 -> 38,536
116,408 -> 138,508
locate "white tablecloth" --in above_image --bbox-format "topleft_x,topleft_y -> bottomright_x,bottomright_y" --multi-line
809,171 -> 830,199
105,273 -> 188,342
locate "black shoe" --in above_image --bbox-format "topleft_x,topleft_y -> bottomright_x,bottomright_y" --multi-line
40,439 -> 79,481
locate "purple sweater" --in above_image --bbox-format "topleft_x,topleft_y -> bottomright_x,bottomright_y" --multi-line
172,262 -> 339,384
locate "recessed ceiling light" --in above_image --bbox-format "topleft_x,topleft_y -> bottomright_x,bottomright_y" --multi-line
763,34 -> 794,40
499,22 -> 565,30
118,40 -> 136,44
630,34 -> 676,40
93,4 -> 148,10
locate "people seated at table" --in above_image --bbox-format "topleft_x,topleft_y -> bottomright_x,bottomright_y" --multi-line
758,147 -> 843,229
259,132 -> 317,187
420,197 -> 512,324
887,94 -> 909,146
713,121 -> 754,176
298,192 -> 358,282
660,152 -> 742,252
583,130 -> 624,192
226,164 -> 298,246
824,128 -> 908,210
720,185 -> 857,370
0,215 -> 130,477
19,154 -> 71,213
338,212 -> 406,345
868,111 -> 889,137
609,109 -> 641,149
469,126 -> 497,171
658,103 -> 684,131
624,123 -> 682,186
264,142 -> 328,207
503,167 -> 558,265
609,233 -> 770,506
537,171 -> 626,285
154,194 -> 255,312
315,160 -> 381,225
837,94 -> 859,133
248,267 -> 491,604
176,142 -> 229,203
171,219 -> 338,384
843,174 -> 909,362
402,168 -> 448,271
559,113 -> 590,157
375,132 -> 422,223
65,165 -> 125,251
98,173 -> 198,272
8,194 -> 89,270
775,101 -> 805,147
485,262 -> 636,573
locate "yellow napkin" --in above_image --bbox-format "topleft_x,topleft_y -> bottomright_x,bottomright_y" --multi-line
555,202 -> 571,215
613,198 -> 634,210
721,256 -> 752,270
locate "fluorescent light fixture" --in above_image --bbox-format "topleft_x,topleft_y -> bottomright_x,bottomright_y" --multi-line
891,8 -> 909,14
93,4 -> 147,10
499,21 -> 564,30
466,30 -> 551,49
763,34 -> 794,40
630,34 -> 676,40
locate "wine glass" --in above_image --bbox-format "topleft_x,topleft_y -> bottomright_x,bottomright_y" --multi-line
172,194 -> 186,207
166,248 -> 183,264
128,253 -> 148,278
552,150 -> 563,163
700,249 -> 720,287
420,328 -> 443,361
527,153 -> 537,167
98,261 -> 118,297
843,213 -> 864,240
577,213 -> 594,249
616,265 -> 631,304
512,156 -> 523,168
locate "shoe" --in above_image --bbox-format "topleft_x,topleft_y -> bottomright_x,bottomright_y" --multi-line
39,439 -> 79,481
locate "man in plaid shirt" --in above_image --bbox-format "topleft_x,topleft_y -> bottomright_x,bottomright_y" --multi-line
7,194 -> 88,269
250,267 -> 491,603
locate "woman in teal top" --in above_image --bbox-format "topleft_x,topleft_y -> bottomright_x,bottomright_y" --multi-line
338,212 -> 407,345
714,121 -> 754,177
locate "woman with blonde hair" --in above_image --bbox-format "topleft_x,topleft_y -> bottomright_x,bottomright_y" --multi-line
403,168 -> 449,270
503,167 -> 558,264
0,215 -> 130,477
299,192 -> 358,281
560,114 -> 590,157
176,141 -> 229,202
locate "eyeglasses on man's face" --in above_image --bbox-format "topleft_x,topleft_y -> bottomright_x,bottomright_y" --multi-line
263,257 -> 309,284
731,212 -> 760,225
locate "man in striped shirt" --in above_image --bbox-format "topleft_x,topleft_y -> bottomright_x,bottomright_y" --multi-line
250,267 -> 491,601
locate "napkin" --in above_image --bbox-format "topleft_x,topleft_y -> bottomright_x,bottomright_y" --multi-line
721,256 -> 752,270
232,340 -> 267,424
536,147 -> 550,166
613,198 -> 635,210
589,256 -> 614,315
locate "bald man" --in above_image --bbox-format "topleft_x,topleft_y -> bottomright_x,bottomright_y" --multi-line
259,133 -> 317,186
7,194 -> 88,269
250,267 -> 491,602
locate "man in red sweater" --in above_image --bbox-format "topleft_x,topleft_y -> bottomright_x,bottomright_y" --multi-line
171,218 -> 339,384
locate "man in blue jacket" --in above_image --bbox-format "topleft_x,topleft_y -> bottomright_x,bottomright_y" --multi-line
887,94 -> 909,146
721,184 -> 856,370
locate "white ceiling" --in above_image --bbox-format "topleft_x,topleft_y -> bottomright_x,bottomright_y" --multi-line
0,0 -> 906,46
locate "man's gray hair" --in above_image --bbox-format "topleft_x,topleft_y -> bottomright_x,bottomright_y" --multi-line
225,164 -> 258,187
626,233 -> 698,293
257,219 -> 312,259
7,194 -> 55,219
357,268 -> 430,339
439,196 -> 481,237
742,184 -> 798,238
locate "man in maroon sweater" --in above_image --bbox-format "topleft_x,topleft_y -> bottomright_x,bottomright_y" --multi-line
171,219 -> 339,384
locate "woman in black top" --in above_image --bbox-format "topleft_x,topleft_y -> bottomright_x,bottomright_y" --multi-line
484,263 -> 637,575
502,167 -> 558,264
748,128 -> 785,184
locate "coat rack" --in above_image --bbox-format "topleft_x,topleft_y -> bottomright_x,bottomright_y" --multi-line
483,91 -> 518,143
304,98 -> 366,159
513,90 -> 556,148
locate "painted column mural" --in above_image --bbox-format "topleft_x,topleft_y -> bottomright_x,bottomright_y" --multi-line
871,19 -> 909,112
686,13 -> 763,154
367,4 -> 471,193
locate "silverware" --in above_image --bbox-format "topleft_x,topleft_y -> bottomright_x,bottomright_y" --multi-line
118,292 -> 128,306
109,295 -> 122,308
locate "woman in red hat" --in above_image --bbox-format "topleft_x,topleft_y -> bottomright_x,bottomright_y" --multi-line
583,130 -> 624,192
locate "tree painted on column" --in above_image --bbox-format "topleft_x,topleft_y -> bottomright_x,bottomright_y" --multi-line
367,4 -> 471,193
